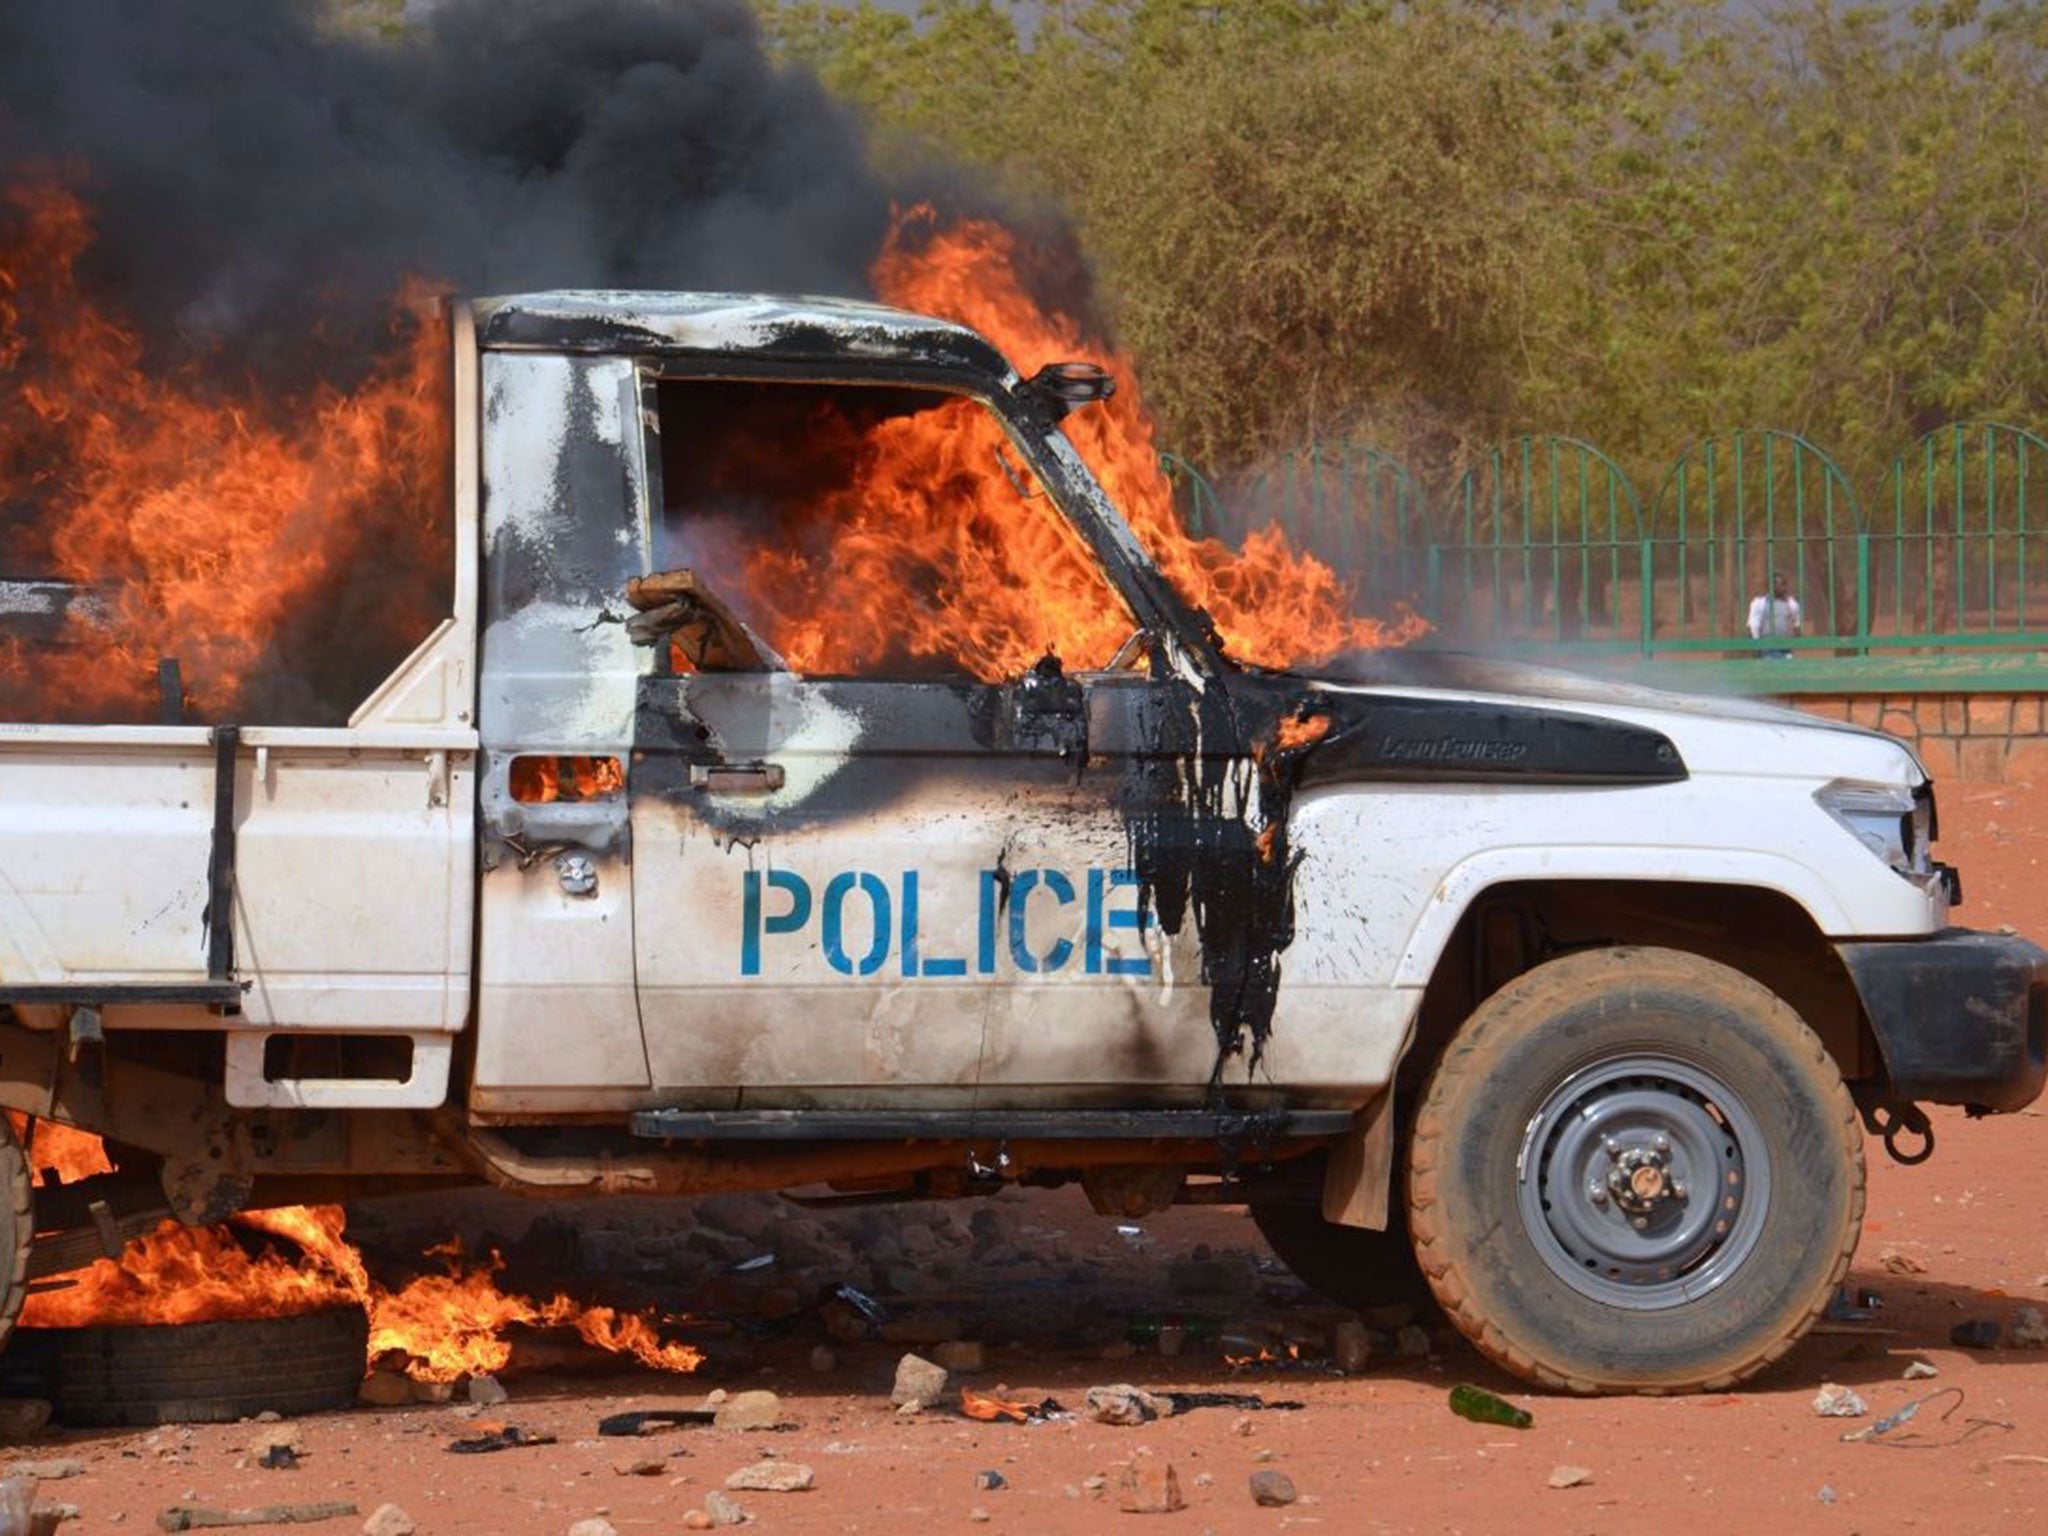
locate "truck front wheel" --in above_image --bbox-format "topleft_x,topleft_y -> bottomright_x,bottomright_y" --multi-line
1408,946 -> 1863,1394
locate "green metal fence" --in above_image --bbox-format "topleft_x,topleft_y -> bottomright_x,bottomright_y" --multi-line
1163,420 -> 2048,691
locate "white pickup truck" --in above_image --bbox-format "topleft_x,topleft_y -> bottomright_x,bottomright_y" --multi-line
1,292 -> 2041,1394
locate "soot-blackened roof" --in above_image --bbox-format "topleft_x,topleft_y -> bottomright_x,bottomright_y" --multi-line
471,291 -> 1014,383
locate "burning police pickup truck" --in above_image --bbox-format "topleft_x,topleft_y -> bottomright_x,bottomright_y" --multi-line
1,287 -> 2043,1397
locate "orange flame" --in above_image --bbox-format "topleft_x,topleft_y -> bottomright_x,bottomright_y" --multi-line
960,1390 -> 1040,1422
510,754 -> 626,805
871,207 -> 1424,671
7,1113 -> 114,1184
14,1131 -> 698,1382
728,208 -> 1423,682
0,178 -> 450,723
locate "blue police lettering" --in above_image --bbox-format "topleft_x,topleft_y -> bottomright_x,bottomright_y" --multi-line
742,866 -> 1152,979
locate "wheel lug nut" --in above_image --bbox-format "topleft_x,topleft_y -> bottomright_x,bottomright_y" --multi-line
1630,1216 -> 1648,1230
1671,1181 -> 1687,1200
1588,1184 -> 1607,1205
1653,1133 -> 1670,1152
1602,1137 -> 1622,1159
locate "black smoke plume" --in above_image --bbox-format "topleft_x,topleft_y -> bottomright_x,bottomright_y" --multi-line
0,0 -> 890,380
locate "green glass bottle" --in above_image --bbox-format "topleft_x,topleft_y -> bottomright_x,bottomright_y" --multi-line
1447,1383 -> 1533,1429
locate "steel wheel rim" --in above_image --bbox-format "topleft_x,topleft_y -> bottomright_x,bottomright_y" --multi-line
1516,1052 -> 1771,1311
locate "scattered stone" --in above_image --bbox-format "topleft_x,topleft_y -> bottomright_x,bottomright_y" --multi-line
1081,1475 -> 1107,1493
933,1341 -> 985,1373
974,1470 -> 1006,1492
1904,1359 -> 1940,1381
713,1390 -> 787,1432
361,1506 -> 415,1536
1084,1385 -> 1173,1426
1818,1485 -> 1837,1506
1232,1415 -> 1255,1438
969,1510 -> 991,1524
682,1514 -> 713,1532
890,1354 -> 949,1410
703,1491 -> 749,1527
1951,1319 -> 2003,1349
1116,1453 -> 1185,1515
1812,1383 -> 1868,1418
1547,1466 -> 1594,1489
807,1345 -> 837,1374
356,1373 -> 411,1409
408,1379 -> 454,1406
2011,1307 -> 2048,1349
613,1455 -> 665,1477
1331,1319 -> 1373,1374
1249,1469 -> 1298,1507
1878,1247 -> 1929,1275
466,1374 -> 509,1407
565,1521 -> 619,1536
725,1460 -> 815,1494
0,1402 -> 52,1442
1394,1325 -> 1432,1359
3,1461 -> 82,1482
247,1426 -> 302,1462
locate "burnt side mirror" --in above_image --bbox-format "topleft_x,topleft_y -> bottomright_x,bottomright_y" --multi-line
1022,361 -> 1116,422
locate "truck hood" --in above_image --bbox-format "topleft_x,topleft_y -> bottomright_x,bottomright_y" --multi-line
1285,648 -> 1923,787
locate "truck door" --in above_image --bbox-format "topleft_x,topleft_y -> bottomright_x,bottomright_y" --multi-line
627,376 -> 1216,1106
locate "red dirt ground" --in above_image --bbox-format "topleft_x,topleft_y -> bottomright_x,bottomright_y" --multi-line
9,779 -> 2048,1535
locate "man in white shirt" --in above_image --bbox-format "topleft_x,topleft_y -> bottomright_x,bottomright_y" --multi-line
1747,572 -> 1801,658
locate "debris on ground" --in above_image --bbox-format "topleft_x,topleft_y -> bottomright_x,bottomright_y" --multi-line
974,1470 -> 1006,1491
612,1453 -> 665,1476
1248,1468 -> 1298,1506
1116,1451 -> 1185,1514
960,1392 -> 1069,1424
3,1461 -> 82,1481
1548,1466 -> 1593,1489
1332,1319 -> 1373,1373
1813,1382 -> 1868,1418
356,1374 -> 410,1409
156,1502 -> 359,1531
1085,1384 -> 1174,1425
1878,1247 -> 1930,1275
1447,1384 -> 1533,1429
447,1425 -> 557,1454
360,1507 -> 414,1536
1952,1319 -> 2003,1349
712,1390 -> 787,1431
597,1409 -> 715,1437
1822,1286 -> 1883,1323
563,1521 -> 618,1536
890,1354 -> 949,1410
723,1459 -> 814,1493
701,1490 -> 748,1526
1904,1359 -> 1940,1380
2010,1307 -> 2048,1349
1840,1386 -> 2014,1448
259,1444 -> 301,1471
466,1375 -> 509,1408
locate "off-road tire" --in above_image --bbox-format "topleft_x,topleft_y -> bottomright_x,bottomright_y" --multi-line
0,1118 -> 32,1356
51,1305 -> 370,1426
1408,946 -> 1863,1394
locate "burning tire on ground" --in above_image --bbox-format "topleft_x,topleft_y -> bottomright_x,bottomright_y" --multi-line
19,1306 -> 370,1427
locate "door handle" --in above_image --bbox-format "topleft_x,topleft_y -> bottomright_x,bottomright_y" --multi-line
691,762 -> 786,793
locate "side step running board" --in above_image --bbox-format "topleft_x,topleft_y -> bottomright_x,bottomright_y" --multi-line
629,1108 -> 1357,1142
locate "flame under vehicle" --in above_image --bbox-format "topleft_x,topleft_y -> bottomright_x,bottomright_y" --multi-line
2,293 -> 2044,1395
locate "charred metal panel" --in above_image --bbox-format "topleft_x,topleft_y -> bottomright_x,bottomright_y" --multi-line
473,350 -> 653,1105
473,292 -> 1013,384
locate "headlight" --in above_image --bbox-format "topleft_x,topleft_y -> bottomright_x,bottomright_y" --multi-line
1815,779 -> 1934,881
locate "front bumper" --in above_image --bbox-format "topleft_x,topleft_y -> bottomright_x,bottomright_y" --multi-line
1837,927 -> 2048,1113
